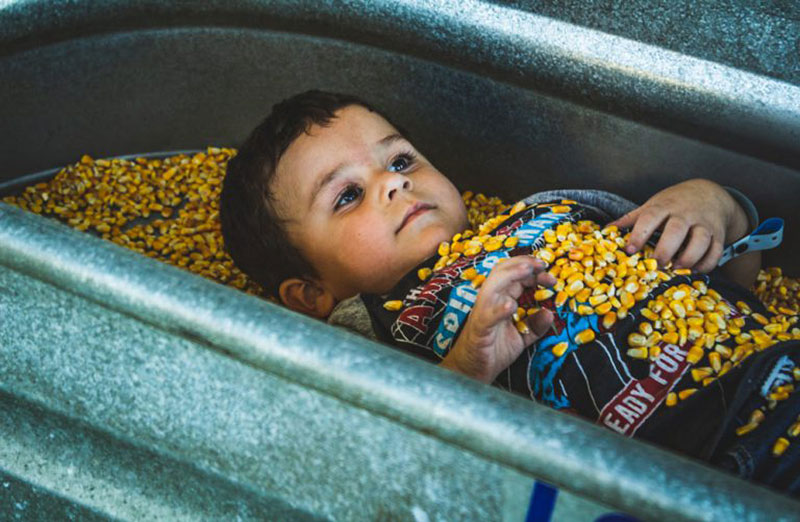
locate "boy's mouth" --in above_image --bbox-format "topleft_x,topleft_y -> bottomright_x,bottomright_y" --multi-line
397,202 -> 435,233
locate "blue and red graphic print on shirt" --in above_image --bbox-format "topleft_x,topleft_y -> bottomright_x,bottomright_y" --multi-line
361,200 -> 779,447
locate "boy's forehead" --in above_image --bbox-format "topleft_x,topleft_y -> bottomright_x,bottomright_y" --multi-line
271,106 -> 401,214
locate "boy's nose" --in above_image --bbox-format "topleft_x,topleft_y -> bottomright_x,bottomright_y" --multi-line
384,173 -> 412,202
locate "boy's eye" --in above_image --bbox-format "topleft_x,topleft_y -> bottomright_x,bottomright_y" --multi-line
335,185 -> 363,210
388,153 -> 415,173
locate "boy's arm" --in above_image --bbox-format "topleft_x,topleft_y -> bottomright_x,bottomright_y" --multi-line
612,178 -> 760,287
439,257 -> 555,383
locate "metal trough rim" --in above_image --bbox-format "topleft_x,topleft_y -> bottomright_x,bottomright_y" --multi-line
2,203 -> 800,521
2,0 -> 800,171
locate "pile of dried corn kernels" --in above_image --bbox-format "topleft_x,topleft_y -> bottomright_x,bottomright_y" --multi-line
396,192 -> 800,455
2,149 -> 262,295
4,152 -> 800,455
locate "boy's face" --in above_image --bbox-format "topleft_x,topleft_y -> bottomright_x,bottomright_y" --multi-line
272,105 -> 468,300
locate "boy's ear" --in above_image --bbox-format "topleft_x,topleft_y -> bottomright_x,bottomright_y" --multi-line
278,277 -> 337,319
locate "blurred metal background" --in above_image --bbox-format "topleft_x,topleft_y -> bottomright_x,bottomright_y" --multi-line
1,1 -> 799,520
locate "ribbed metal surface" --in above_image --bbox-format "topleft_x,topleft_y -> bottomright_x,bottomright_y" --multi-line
2,0 -> 799,267
3,200 -> 800,520
2,1 -> 800,519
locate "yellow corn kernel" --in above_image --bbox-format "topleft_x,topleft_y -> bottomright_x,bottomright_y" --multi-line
504,236 -> 519,248
641,308 -> 659,322
627,347 -> 649,359
575,288 -> 592,303
736,422 -> 759,436
714,344 -> 732,359
674,268 -> 692,275
688,325 -> 703,341
554,290 -> 568,308
691,367 -> 713,382
483,238 -> 503,252
697,298 -> 716,313
769,391 -> 790,401
568,249 -> 584,261
438,241 -> 450,256
509,200 -> 526,215
663,331 -> 679,345
534,289 -> 555,301
552,342 -> 569,357
551,205 -> 571,213
708,352 -> 722,372
736,301 -> 752,315
594,301 -> 613,315
569,299 -> 578,313
752,313 -> 769,326
589,294 -> 608,306
514,319 -> 531,335
538,248 -> 555,263
764,323 -> 784,335
461,267 -> 478,281
577,304 -> 594,315
788,422 -> 800,438
383,300 -> 403,311
666,392 -> 678,407
649,345 -> 662,359
620,291 -> 635,309
575,329 -> 596,345
670,300 -> 687,319
687,345 -> 704,364
417,267 -> 432,281
638,322 -> 653,336
464,245 -> 482,257
566,271 -> 584,284
773,437 -> 790,457
602,312 -> 617,329
678,388 -> 697,400
644,258 -> 658,271
566,279 -> 585,297
628,333 -> 647,347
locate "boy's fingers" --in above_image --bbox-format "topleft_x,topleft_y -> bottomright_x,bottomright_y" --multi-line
625,207 -> 668,254
472,295 -> 516,334
652,216 -> 690,266
521,308 -> 554,344
694,239 -> 724,273
484,257 -> 547,294
675,225 -> 712,269
536,271 -> 557,288
610,206 -> 642,229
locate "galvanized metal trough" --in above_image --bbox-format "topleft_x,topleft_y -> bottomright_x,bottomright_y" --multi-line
2,1 -> 800,520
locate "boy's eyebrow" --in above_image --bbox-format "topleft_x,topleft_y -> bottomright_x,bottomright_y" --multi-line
309,164 -> 345,209
377,133 -> 405,147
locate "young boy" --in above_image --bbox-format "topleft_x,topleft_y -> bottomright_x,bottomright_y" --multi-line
221,90 -> 798,495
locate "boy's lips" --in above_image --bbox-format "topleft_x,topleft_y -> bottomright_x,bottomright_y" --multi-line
397,202 -> 435,233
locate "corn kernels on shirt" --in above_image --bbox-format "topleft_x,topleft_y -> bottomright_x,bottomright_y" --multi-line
328,190 -> 793,459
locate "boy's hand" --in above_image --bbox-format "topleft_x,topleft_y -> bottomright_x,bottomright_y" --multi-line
611,179 -> 749,273
440,257 -> 555,383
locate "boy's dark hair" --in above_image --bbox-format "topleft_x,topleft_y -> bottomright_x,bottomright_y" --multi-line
220,89 -> 407,298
